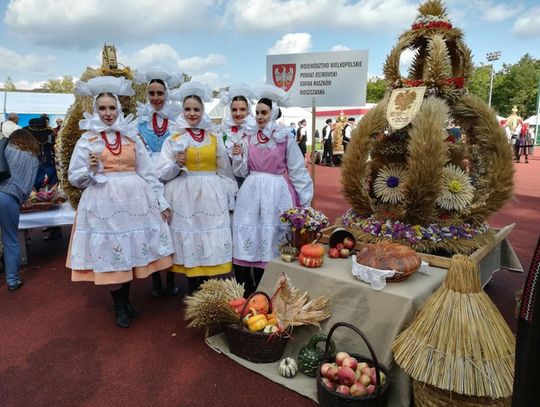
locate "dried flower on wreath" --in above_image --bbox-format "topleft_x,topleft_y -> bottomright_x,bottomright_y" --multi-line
373,164 -> 409,204
436,164 -> 475,212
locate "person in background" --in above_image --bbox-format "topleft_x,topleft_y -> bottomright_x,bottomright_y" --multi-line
135,71 -> 183,299
7,113 -> 19,125
296,119 -> 308,163
231,85 -> 313,293
67,76 -> 173,328
1,120 -> 21,140
321,118 -> 333,166
0,129 -> 40,291
25,117 -> 62,240
343,117 -> 355,151
53,118 -> 63,136
156,81 -> 237,294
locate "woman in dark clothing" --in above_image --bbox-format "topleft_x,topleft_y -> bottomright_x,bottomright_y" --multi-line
0,129 -> 40,291
512,234 -> 540,406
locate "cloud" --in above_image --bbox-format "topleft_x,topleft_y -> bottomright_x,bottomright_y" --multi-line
4,0 -> 216,49
192,72 -> 229,89
465,1 -> 522,23
331,44 -> 351,51
177,54 -> 227,73
399,48 -> 416,74
268,33 -> 313,55
512,7 -> 540,38
226,0 -> 416,33
117,44 -> 226,75
0,47 -> 56,75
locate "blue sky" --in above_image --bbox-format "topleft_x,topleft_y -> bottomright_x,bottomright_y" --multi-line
1,0 -> 539,91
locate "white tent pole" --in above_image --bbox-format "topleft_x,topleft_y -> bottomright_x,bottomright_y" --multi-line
311,96 -> 316,206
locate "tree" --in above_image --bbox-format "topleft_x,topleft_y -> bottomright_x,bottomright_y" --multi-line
491,54 -> 540,118
182,73 -> 192,83
40,76 -> 75,93
366,77 -> 387,103
467,64 -> 491,103
3,76 -> 16,91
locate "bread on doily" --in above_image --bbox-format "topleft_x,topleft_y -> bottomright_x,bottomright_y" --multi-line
356,242 -> 421,279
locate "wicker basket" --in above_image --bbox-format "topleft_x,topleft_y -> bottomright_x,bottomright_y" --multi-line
316,322 -> 390,407
222,291 -> 290,363
413,380 -> 511,407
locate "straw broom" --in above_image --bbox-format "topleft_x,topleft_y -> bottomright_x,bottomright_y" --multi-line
392,255 -> 514,400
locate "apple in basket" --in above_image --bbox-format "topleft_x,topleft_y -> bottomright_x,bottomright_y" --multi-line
343,237 -> 355,249
321,377 -> 335,390
325,365 -> 340,382
358,374 -> 371,387
339,248 -> 350,258
336,385 -> 350,396
338,367 -> 356,387
350,383 -> 368,397
342,356 -> 358,371
320,363 -> 334,377
335,351 -> 350,366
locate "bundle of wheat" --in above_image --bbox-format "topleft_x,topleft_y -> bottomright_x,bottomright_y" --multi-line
392,255 -> 514,405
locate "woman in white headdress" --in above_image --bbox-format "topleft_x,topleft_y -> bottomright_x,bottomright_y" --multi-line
231,85 -> 313,290
219,83 -> 257,166
135,71 -> 182,298
156,81 -> 237,293
67,76 -> 174,329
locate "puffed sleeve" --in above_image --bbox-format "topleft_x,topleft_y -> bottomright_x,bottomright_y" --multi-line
67,134 -> 106,189
216,135 -> 239,210
134,137 -> 169,211
155,135 -> 187,181
231,136 -> 249,178
286,136 -> 313,207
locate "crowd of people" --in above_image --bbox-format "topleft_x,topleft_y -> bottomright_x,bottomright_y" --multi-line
1,75 -> 313,328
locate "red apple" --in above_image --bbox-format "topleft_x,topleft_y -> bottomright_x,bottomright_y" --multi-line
335,352 -> 350,366
335,242 -> 344,250
320,363 -> 333,377
338,367 -> 356,386
366,384 -> 376,396
336,385 -> 350,396
339,248 -> 350,258
342,356 -> 358,371
343,237 -> 355,249
328,248 -> 340,258
322,377 -> 335,390
350,383 -> 368,398
326,365 -> 340,382
359,374 -> 371,386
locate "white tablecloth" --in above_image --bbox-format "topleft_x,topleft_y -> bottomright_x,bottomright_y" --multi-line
18,202 -> 75,230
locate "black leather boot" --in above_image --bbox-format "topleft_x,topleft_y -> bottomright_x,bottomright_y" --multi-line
110,287 -> 130,328
151,272 -> 164,299
166,271 -> 179,296
121,282 -> 140,319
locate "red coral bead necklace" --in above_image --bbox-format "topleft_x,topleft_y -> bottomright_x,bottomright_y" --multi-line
152,113 -> 168,137
187,128 -> 205,142
100,131 -> 122,155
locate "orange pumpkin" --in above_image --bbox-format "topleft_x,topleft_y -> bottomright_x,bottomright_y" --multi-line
300,242 -> 325,258
243,293 -> 270,315
298,253 -> 324,268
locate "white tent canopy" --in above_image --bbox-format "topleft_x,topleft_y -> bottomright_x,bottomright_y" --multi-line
525,115 -> 540,125
2,91 -> 74,115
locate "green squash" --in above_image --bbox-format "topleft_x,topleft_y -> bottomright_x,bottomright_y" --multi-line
298,332 -> 336,377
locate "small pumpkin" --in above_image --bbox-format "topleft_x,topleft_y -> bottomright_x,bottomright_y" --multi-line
300,241 -> 325,258
246,308 -> 268,332
278,357 -> 298,378
298,253 -> 324,268
298,333 -> 336,376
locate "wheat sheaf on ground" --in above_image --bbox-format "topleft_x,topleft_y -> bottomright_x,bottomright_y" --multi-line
392,255 -> 515,399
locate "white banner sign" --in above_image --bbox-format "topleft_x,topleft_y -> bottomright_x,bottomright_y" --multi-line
266,50 -> 368,107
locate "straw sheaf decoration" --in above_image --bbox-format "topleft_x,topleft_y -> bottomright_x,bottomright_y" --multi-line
451,94 -> 514,224
402,97 -> 448,225
392,255 -> 514,400
184,278 -> 245,331
338,0 -> 513,255
57,63 -> 146,209
341,96 -> 389,216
